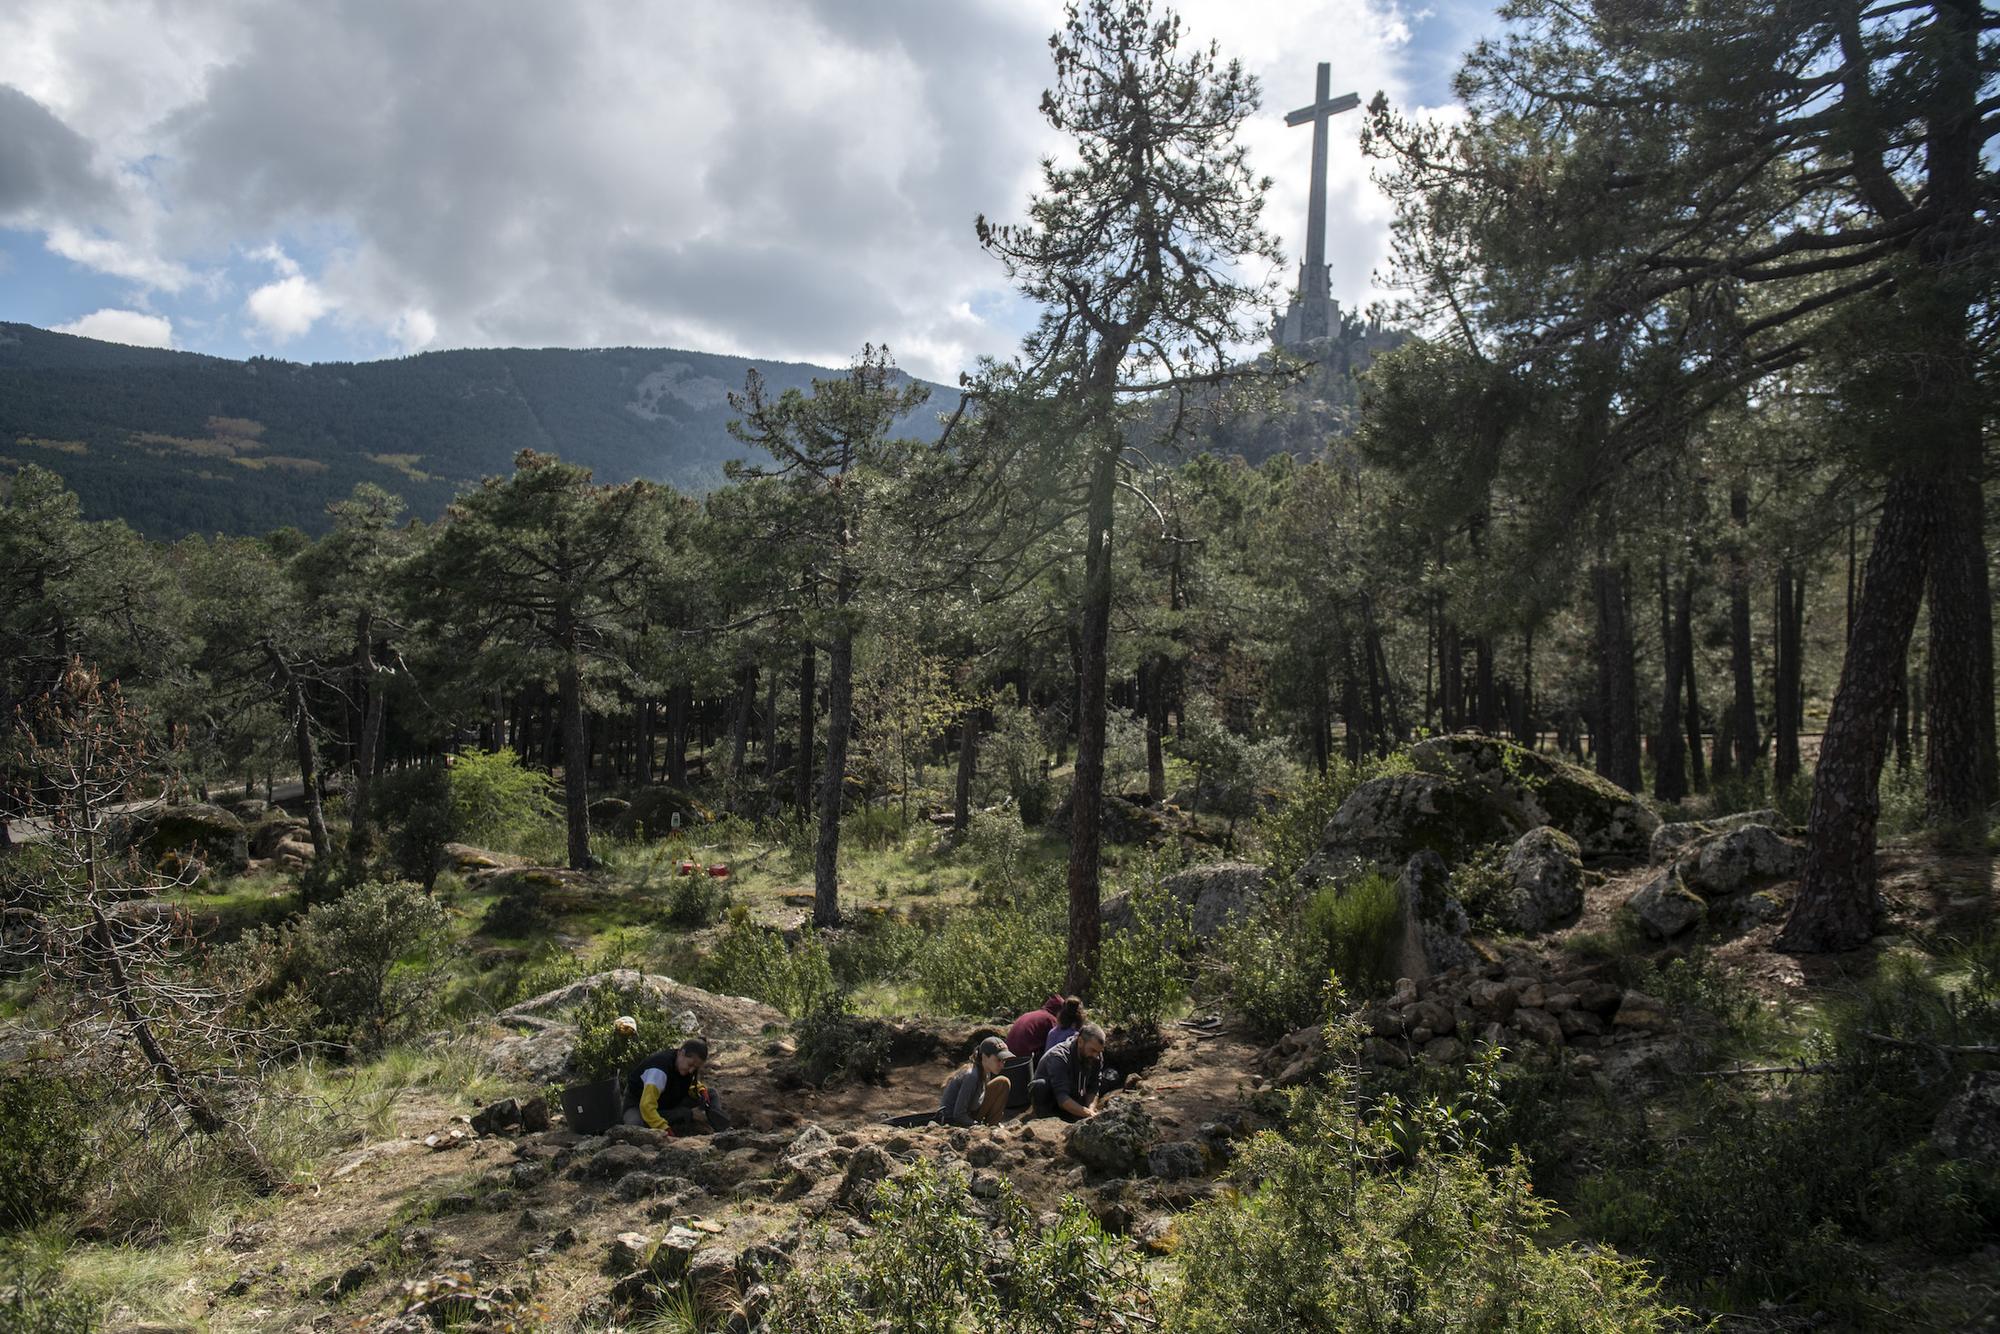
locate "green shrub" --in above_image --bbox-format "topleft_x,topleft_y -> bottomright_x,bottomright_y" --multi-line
1302,872 -> 1403,998
447,748 -> 560,856
828,913 -> 922,989
1444,842 -> 1512,929
0,1072 -> 94,1230
697,909 -> 836,1018
1212,871 -> 1401,1040
236,880 -> 455,1053
1209,910 -> 1331,1040
792,998 -> 896,1086
568,977 -> 687,1081
663,872 -> 731,927
982,704 -> 1054,826
371,763 -> 456,890
0,1254 -> 95,1333
1164,1078 -> 1685,1332
841,803 -> 906,853
767,1159 -> 1151,1332
1096,871 -> 1193,1029
910,878 -> 1064,1018
963,807 -> 1031,901
1566,944 -> 2000,1310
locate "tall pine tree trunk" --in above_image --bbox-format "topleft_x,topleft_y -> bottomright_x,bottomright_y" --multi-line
1064,443 -> 1117,996
1474,635 -> 1499,733
1141,657 -> 1168,801
1779,471 -> 1932,952
795,647 -> 816,812
954,706 -> 979,833
1728,486 -> 1761,775
733,665 -> 755,777
1513,627 -> 1536,748
813,623 -> 853,928
1680,575 -> 1706,793
346,611 -> 385,880
268,649 -> 331,866
1654,559 -> 1687,802
1592,562 -> 1642,791
557,641 -> 592,871
1774,562 -> 1804,791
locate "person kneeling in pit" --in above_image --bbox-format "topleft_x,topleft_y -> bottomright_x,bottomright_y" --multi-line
622,1033 -> 731,1134
1030,1023 -> 1106,1122
938,1035 -> 1016,1127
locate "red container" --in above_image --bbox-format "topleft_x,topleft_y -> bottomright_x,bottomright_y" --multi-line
707,864 -> 731,878
677,860 -> 697,876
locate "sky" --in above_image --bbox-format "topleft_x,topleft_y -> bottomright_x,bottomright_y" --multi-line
0,0 -> 1490,383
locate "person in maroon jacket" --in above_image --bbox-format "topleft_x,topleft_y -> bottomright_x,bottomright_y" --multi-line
1005,994 -> 1064,1064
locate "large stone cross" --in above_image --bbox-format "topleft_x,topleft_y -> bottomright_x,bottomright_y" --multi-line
1283,63 -> 1360,342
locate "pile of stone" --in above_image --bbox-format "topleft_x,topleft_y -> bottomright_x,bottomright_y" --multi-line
1625,817 -> 1803,939
1265,957 -> 1673,1082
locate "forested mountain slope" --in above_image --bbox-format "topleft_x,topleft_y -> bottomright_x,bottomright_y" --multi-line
0,322 -> 952,537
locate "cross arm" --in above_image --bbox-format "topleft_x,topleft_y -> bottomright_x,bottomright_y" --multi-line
1285,91 -> 1360,126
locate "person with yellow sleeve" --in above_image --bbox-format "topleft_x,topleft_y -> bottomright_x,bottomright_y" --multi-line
619,1035 -> 730,1133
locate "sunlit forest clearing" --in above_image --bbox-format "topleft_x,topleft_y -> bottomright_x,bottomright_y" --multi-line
3,1 -> 1997,1331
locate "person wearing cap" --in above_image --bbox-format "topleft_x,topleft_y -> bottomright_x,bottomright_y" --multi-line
937,1035 -> 1016,1127
621,1035 -> 729,1133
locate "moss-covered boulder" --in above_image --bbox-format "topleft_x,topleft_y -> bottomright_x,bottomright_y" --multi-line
138,802 -> 249,875
1406,735 -> 1658,858
1303,772 -> 1527,877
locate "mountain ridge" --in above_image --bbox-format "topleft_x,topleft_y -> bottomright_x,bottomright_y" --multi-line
0,322 -> 956,537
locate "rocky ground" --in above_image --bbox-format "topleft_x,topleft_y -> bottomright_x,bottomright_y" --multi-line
171,1000 -> 1267,1333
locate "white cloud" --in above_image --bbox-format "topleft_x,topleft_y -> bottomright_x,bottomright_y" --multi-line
389,306 -> 437,352
4,0 -> 1476,376
44,224 -> 194,291
245,272 -> 330,341
52,306 -> 174,347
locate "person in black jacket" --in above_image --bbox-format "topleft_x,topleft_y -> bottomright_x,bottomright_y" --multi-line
621,1036 -> 730,1133
1029,1024 -> 1106,1121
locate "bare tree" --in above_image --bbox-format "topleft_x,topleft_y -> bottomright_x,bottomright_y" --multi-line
3,661 -> 275,1191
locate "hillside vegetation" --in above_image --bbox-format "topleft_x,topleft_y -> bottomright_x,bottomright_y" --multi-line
0,323 -> 949,537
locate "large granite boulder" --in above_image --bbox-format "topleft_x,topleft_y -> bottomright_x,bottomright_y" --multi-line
1102,861 -> 1267,941
137,803 -> 250,875
1674,825 -> 1802,898
1623,823 -> 1802,940
1301,772 -> 1526,878
1649,809 -> 1783,864
1497,827 -> 1584,934
1406,735 -> 1659,858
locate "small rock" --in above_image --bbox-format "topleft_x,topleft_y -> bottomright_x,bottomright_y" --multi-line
608,1231 -> 654,1272
470,1097 -> 521,1137
1145,1141 -> 1205,1181
1626,873 -> 1706,939
1612,991 -> 1671,1031
321,1259 -> 376,1301
969,1170 -> 1003,1199
519,1095 -> 551,1133
1934,1071 -> 2000,1167
1066,1103 -> 1156,1175
1421,1036 -> 1465,1065
1512,1007 -> 1564,1047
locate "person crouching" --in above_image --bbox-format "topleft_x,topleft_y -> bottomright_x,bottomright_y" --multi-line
622,1035 -> 730,1134
1029,1023 -> 1106,1122
937,1035 -> 1016,1127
